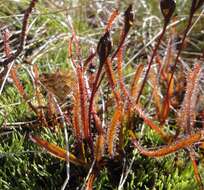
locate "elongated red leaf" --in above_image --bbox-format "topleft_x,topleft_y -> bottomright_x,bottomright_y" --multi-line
30,135 -> 85,166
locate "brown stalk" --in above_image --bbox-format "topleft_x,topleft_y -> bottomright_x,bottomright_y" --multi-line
0,0 -> 38,66
135,23 -> 168,103
2,27 -> 38,115
166,0 -> 203,104
136,0 -> 176,103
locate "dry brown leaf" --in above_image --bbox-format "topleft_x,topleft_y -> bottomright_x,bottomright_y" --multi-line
40,70 -> 75,102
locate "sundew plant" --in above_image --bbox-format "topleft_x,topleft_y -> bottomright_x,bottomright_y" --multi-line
0,0 -> 204,189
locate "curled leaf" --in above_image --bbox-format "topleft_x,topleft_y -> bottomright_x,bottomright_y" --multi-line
160,0 -> 176,23
97,31 -> 112,63
124,4 -> 134,34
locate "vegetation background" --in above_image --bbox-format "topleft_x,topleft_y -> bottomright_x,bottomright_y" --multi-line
0,0 -> 204,189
